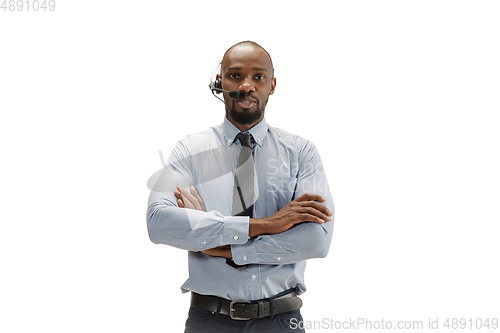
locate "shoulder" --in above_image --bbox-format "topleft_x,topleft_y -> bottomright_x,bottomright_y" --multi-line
267,124 -> 316,154
266,125 -> 325,173
173,124 -> 223,156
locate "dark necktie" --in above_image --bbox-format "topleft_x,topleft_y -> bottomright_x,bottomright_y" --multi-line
227,133 -> 254,269
231,133 -> 254,218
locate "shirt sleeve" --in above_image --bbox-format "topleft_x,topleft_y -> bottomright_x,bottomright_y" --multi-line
230,140 -> 334,265
146,139 -> 249,251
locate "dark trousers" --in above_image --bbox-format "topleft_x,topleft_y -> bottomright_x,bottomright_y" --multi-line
184,306 -> 306,332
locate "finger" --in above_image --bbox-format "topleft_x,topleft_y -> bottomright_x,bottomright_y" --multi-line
300,201 -> 333,218
298,213 -> 325,224
178,186 -> 195,202
175,189 -> 182,200
182,196 -> 195,209
296,203 -> 332,222
178,187 -> 196,209
190,186 -> 206,211
177,198 -> 186,208
175,189 -> 186,207
176,187 -> 184,199
180,186 -> 203,211
295,193 -> 326,203
175,187 -> 186,205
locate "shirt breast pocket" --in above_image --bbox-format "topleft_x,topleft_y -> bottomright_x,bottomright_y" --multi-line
266,176 -> 297,215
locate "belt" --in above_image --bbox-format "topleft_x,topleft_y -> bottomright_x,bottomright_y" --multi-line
190,290 -> 303,321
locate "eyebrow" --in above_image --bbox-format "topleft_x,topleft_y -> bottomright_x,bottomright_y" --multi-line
227,67 -> 268,72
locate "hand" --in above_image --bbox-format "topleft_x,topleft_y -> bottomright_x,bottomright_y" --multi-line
175,186 -> 206,211
249,193 -> 333,237
201,245 -> 232,259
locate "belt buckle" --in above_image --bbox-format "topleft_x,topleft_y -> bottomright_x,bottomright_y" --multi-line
229,300 -> 251,320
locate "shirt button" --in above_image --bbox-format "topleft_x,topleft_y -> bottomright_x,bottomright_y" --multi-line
276,257 -> 282,261
252,274 -> 256,280
233,235 -> 239,240
243,255 -> 247,261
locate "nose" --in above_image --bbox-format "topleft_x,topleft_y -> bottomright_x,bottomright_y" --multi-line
238,76 -> 255,94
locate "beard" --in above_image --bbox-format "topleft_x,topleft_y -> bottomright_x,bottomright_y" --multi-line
225,96 -> 268,125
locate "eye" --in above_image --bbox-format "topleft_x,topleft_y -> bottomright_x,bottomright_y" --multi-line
229,74 -> 240,79
254,74 -> 266,80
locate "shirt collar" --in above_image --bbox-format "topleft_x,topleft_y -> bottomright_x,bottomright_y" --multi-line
222,117 -> 268,147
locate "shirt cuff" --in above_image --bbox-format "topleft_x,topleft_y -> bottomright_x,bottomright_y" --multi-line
231,239 -> 258,265
223,216 -> 250,245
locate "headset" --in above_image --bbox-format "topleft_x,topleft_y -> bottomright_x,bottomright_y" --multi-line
208,63 -> 239,103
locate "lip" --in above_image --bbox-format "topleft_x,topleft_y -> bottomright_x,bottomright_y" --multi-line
236,98 -> 257,109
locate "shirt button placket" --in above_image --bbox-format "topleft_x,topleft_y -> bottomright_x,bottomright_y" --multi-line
248,267 -> 261,300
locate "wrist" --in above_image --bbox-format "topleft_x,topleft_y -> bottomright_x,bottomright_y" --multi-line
249,218 -> 268,238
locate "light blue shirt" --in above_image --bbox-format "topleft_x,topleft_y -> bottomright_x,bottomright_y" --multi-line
147,117 -> 334,301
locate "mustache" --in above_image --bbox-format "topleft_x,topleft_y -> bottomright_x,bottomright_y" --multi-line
235,93 -> 258,102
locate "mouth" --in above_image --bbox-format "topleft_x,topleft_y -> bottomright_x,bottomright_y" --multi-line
236,98 -> 257,109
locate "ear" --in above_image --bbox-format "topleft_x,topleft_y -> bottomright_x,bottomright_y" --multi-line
269,77 -> 277,95
216,73 -> 221,81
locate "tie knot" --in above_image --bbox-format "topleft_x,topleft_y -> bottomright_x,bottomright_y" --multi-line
236,133 -> 253,148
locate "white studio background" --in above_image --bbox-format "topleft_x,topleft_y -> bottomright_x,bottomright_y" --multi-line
1,1 -> 499,332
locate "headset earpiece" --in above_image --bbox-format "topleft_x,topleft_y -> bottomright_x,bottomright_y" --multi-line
209,63 -> 231,103
214,78 -> 222,92
209,63 -> 223,95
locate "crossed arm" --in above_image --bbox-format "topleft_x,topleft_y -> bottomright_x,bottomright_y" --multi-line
175,185 -> 333,259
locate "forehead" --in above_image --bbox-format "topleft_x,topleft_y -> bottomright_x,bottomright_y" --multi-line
221,45 -> 272,72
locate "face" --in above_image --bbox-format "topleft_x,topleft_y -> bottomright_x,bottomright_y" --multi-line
219,45 -> 276,127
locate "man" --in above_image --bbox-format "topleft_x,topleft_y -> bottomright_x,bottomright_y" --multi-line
147,41 -> 334,332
